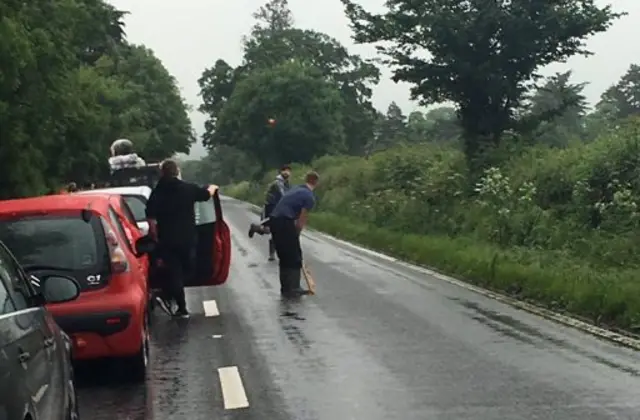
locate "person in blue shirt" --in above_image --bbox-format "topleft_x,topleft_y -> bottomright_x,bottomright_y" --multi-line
269,171 -> 319,297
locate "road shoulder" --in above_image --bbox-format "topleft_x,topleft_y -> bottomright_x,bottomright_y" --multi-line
224,196 -> 640,351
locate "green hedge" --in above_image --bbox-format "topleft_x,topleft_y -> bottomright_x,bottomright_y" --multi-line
224,128 -> 640,333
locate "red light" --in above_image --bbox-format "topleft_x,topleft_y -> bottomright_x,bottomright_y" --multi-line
105,318 -> 120,325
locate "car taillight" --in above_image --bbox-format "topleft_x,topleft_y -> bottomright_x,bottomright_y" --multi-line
100,218 -> 129,273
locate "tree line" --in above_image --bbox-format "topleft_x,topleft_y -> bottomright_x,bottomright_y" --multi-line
187,0 -> 631,186
1,0 -> 193,198
211,0 -> 640,328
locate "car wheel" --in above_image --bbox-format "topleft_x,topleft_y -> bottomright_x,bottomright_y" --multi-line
123,314 -> 149,383
67,361 -> 80,420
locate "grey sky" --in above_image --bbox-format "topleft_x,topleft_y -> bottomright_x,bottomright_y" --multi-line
107,0 -> 640,158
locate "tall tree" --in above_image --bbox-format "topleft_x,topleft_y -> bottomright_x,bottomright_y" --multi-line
106,45 -> 195,160
249,0 -> 294,36
373,102 -> 407,151
198,60 -> 239,149
341,0 -> 623,176
424,107 -> 461,143
199,0 -> 380,158
0,0 -> 192,197
213,61 -> 346,170
598,64 -> 640,120
526,71 -> 588,146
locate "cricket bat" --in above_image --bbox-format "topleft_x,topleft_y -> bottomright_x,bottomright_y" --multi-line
302,262 -> 316,295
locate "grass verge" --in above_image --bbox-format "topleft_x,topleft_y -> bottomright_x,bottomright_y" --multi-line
225,186 -> 640,334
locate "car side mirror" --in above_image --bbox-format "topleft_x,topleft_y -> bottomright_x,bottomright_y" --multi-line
135,235 -> 156,256
40,275 -> 81,304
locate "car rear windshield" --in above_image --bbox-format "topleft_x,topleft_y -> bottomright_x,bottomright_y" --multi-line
123,195 -> 147,222
0,215 -> 107,271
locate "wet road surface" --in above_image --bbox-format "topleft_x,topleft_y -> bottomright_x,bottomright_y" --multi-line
77,196 -> 640,419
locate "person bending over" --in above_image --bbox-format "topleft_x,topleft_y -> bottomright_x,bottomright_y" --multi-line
269,171 -> 319,297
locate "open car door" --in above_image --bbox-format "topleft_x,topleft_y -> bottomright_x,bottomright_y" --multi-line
187,191 -> 231,287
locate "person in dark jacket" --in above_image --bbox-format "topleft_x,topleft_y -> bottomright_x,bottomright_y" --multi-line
269,171 -> 319,297
145,159 -> 218,318
248,164 -> 291,260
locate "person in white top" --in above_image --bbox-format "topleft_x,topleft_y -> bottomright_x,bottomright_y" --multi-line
108,138 -> 146,173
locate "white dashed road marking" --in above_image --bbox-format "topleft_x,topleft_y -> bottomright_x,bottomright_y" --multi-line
203,299 -> 220,316
218,366 -> 249,409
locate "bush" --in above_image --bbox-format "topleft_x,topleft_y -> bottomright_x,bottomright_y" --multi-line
226,120 -> 640,332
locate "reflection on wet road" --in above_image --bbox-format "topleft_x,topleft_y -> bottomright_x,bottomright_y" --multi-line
77,197 -> 640,419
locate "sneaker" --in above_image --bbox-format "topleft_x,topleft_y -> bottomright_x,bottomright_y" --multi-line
174,309 -> 190,319
155,296 -> 174,316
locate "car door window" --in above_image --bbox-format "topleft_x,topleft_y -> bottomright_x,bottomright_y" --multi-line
0,245 -> 30,314
119,197 -> 138,227
108,207 -> 134,253
0,270 -> 14,314
122,195 -> 147,222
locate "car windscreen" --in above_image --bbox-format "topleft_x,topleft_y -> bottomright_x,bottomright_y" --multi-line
123,195 -> 147,222
0,215 -> 107,271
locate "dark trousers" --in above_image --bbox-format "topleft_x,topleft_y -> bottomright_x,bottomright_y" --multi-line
263,206 -> 275,255
270,217 -> 302,269
158,244 -> 193,311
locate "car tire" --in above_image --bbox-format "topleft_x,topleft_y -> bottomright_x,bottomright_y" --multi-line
122,314 -> 149,383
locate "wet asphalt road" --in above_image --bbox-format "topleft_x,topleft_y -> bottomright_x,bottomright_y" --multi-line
77,196 -> 640,419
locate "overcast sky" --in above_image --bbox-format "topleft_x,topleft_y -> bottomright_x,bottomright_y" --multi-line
107,0 -> 640,158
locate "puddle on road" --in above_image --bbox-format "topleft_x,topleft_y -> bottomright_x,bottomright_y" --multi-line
455,298 -> 640,377
278,301 -> 313,355
469,314 -> 537,345
281,310 -> 306,321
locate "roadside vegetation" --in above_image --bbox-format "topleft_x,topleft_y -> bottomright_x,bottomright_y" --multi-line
1,0 -> 193,198
184,0 -> 640,332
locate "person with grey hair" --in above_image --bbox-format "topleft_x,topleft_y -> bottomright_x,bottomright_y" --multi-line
108,138 -> 146,173
145,159 -> 218,318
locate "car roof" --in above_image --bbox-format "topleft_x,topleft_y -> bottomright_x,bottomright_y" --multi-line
0,194 -> 112,214
77,186 -> 151,198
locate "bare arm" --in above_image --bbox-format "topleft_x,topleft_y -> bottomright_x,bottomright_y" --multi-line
147,219 -> 158,241
296,208 -> 309,232
295,193 -> 314,232
191,183 -> 218,202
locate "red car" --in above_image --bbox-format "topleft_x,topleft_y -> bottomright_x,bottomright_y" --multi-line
0,194 -> 151,382
78,187 -> 232,292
